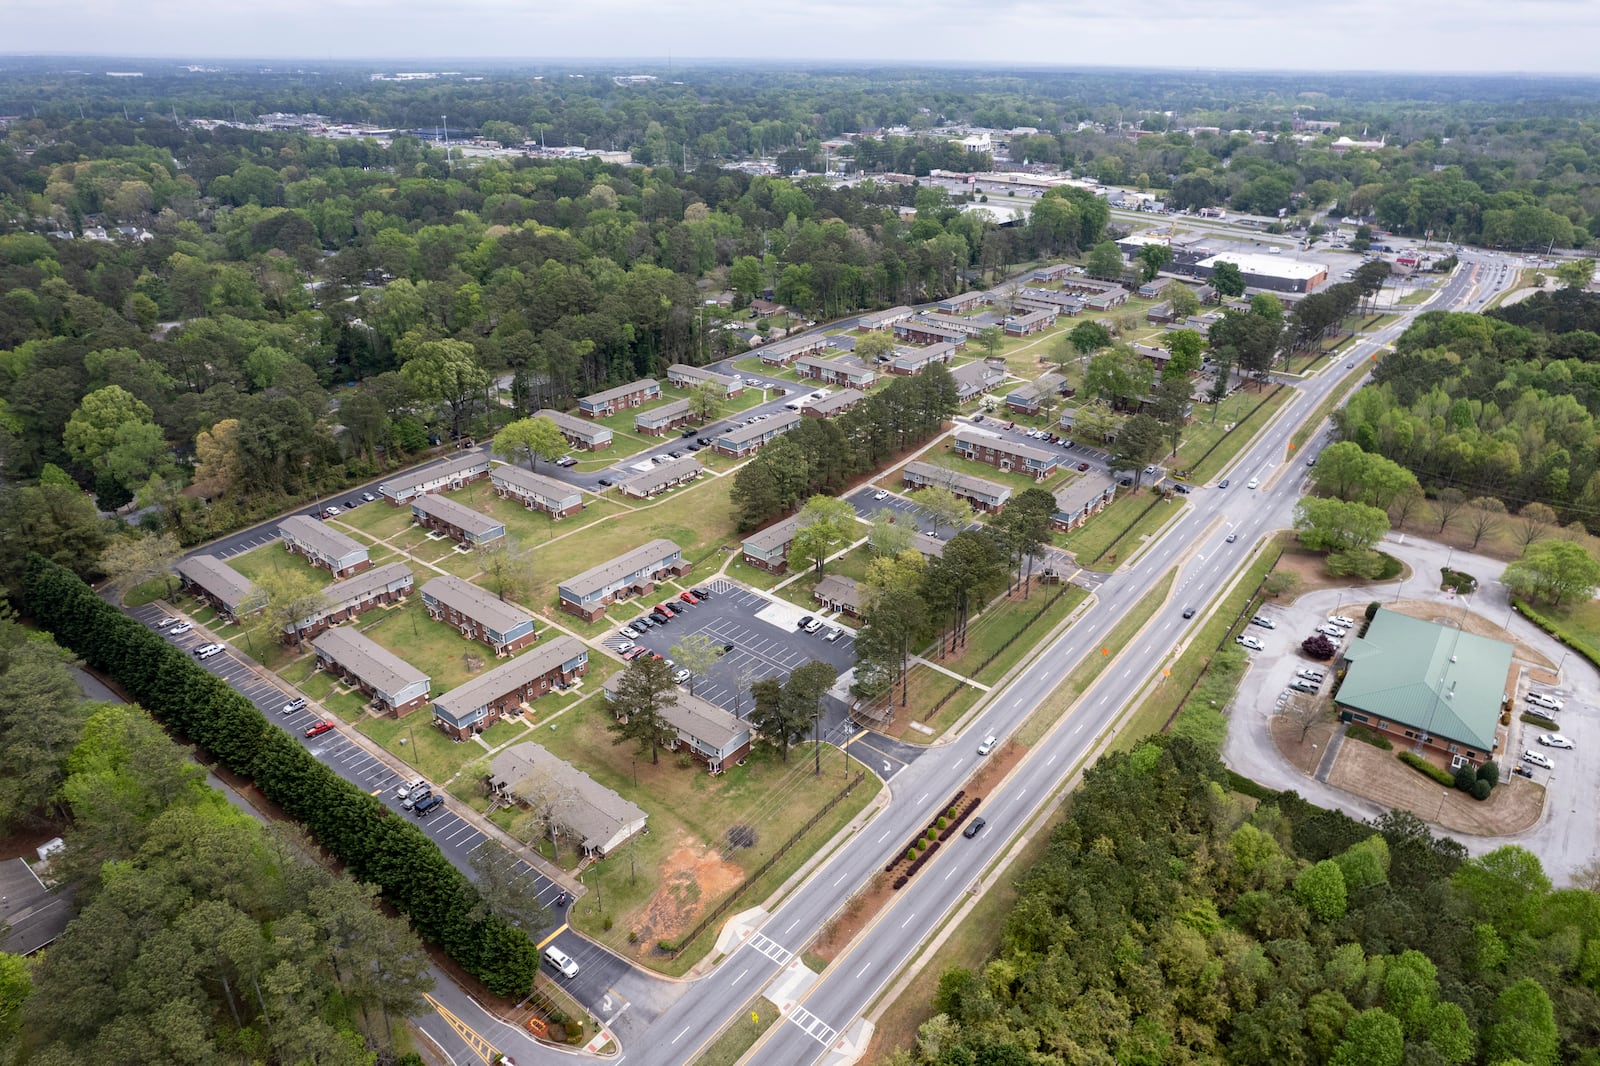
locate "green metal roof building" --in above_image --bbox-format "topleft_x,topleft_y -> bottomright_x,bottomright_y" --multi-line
1336,608 -> 1510,762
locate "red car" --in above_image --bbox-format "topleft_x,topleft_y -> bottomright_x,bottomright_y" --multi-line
621,646 -> 649,662
679,590 -> 699,605
304,720 -> 336,738
1076,462 -> 1090,472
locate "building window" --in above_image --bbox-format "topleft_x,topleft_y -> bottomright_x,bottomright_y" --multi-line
1350,714 -> 1369,724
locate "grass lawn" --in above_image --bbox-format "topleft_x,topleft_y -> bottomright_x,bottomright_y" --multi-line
123,575 -> 177,608
1061,489 -> 1180,566
1015,567 -> 1175,746
1530,598 -> 1600,658
893,664 -> 984,739
938,585 -> 1088,686
1290,360 -> 1372,456
882,443 -> 1061,498
772,543 -> 874,610
733,356 -> 800,383
360,712 -> 479,783
228,541 -> 328,587
522,475 -> 740,610
698,997 -> 779,1066
535,698 -> 880,973
1183,384 -> 1292,483
357,596 -> 496,695
1113,548 -> 1277,755
336,501 -> 417,541
441,478 -> 629,548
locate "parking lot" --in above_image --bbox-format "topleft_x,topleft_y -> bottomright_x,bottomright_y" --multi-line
126,602 -> 648,1016
601,579 -> 928,777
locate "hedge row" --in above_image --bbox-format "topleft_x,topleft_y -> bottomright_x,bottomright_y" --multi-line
19,556 -> 540,997
1397,749 -> 1457,788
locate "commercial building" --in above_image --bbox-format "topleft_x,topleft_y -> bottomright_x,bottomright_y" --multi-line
420,574 -> 537,656
952,428 -> 1062,479
950,361 -> 1005,402
539,409 -> 612,450
577,378 -> 660,418
557,538 -> 688,621
377,454 -> 490,505
603,677 -> 751,772
410,495 -> 505,548
432,635 -> 588,739
490,465 -> 583,518
284,562 -> 414,641
312,627 -> 431,716
635,398 -> 695,436
277,515 -> 371,578
795,354 -> 877,390
902,461 -> 1011,513
1193,252 -> 1328,294
814,574 -> 862,617
802,388 -> 865,418
667,363 -> 744,397
887,342 -> 958,376
741,514 -> 802,573
713,411 -> 801,458
176,555 -> 265,621
618,456 -> 702,498
489,743 -> 647,856
1335,609 -> 1510,768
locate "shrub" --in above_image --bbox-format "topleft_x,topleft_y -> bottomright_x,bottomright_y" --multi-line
1398,750 -> 1457,787
947,806 -> 957,819
938,817 -> 948,830
1364,601 -> 1380,620
628,930 -> 639,944
926,827 -> 937,843
1453,764 -> 1477,792
907,848 -> 917,863
657,939 -> 677,953
602,915 -> 613,931
1439,567 -> 1478,594
1472,779 -> 1493,801
1344,724 -> 1393,750
1520,712 -> 1560,728
1478,761 -> 1500,787
1302,634 -> 1338,660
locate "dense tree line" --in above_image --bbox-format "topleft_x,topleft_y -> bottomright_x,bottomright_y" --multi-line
16,555 -> 542,998
1337,298 -> 1600,530
730,366 -> 958,531
889,734 -> 1600,1066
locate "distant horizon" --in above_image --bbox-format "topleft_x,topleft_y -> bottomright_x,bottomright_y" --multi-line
1,53 -> 1599,85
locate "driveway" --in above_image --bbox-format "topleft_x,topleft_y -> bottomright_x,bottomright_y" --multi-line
1220,534 -> 1600,885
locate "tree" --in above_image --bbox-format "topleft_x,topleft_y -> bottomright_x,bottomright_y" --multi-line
1211,260 -> 1246,297
606,656 -> 678,764
469,842 -> 552,934
63,384 -> 155,473
923,530 -> 1008,650
1111,413 -> 1165,484
1512,502 -> 1559,551
990,489 -> 1055,596
977,326 -> 1005,362
1294,497 -> 1390,553
98,531 -> 182,602
790,660 -> 840,775
854,330 -> 897,363
748,661 -> 836,764
1209,310 -> 1280,385
1136,243 -> 1173,282
1083,344 -> 1155,407
1150,375 -> 1192,457
1462,496 -> 1508,549
192,418 -> 244,498
1249,292 -> 1285,324
689,380 -> 724,424
1067,319 -> 1113,357
476,537 -> 538,603
399,337 -> 490,437
1294,859 -> 1348,922
1086,240 -> 1125,281
667,633 -> 720,697
1554,258 -> 1595,290
1282,691 -> 1327,743
790,495 -> 860,576
1163,282 -> 1200,319
1329,1009 -> 1403,1066
1484,978 -> 1558,1066
867,507 -> 915,557
492,415 -> 566,470
0,633 -> 93,830
908,485 -> 973,536
1503,539 -> 1600,606
257,566 -> 331,646
1432,487 -> 1468,533
1163,329 -> 1205,379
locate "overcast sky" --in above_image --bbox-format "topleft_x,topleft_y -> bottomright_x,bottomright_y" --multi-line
7,0 -> 1600,73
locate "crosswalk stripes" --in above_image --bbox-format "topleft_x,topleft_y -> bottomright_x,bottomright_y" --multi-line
747,931 -> 793,966
787,1005 -> 838,1046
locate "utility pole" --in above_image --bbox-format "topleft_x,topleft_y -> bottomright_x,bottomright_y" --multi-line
814,705 -> 822,777
442,115 -> 450,173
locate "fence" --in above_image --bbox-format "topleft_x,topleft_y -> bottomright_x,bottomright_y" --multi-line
1160,548 -> 1283,734
665,771 -> 867,957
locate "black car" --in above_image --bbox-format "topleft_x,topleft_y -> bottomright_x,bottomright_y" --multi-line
1182,606 -> 1196,619
798,614 -> 814,629
598,478 -> 613,487
720,642 -> 734,654
963,817 -> 987,839
696,437 -> 712,446
680,427 -> 696,438
661,602 -> 683,615
650,610 -> 672,624
344,498 -> 359,508
688,442 -> 703,451
693,588 -> 713,599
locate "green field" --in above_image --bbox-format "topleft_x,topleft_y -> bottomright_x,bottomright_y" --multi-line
1061,489 -> 1182,566
939,584 -> 1088,686
1183,384 -> 1293,483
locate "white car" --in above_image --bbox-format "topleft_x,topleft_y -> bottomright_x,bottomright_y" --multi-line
1235,635 -> 1264,651
1523,750 -> 1554,770
167,622 -> 193,635
617,640 -> 635,653
672,668 -> 691,685
1317,624 -> 1348,639
1538,733 -> 1574,749
1246,477 -> 1260,489
873,489 -> 888,501
618,627 -> 640,640
977,734 -> 997,755
1526,692 -> 1564,712
1328,615 -> 1356,627
1296,668 -> 1327,683
804,619 -> 826,634
195,643 -> 226,660
154,616 -> 180,629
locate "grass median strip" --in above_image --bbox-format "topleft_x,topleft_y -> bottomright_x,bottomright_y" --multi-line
699,996 -> 778,1066
1013,567 -> 1176,747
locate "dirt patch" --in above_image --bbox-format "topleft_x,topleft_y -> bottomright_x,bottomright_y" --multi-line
631,833 -> 744,950
1327,738 -> 1545,836
1270,546 -> 1413,600
1383,599 -> 1555,670
1270,713 -> 1340,776
807,738 -> 1029,966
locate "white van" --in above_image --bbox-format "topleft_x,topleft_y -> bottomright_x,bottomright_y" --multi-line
544,946 -> 580,978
